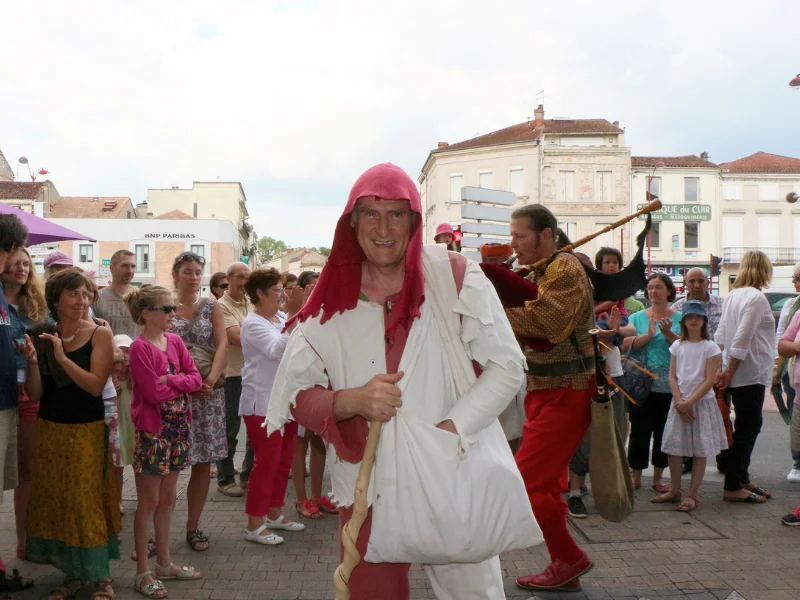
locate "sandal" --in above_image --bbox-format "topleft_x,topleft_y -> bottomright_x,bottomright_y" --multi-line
651,490 -> 681,504
134,572 -> 167,599
265,515 -> 305,532
314,495 -> 340,514
651,482 -> 671,494
677,494 -> 698,513
723,492 -> 767,504
0,569 -> 34,593
92,579 -> 116,600
154,563 -> 202,581
744,484 -> 772,499
130,537 -> 157,561
296,499 -> 322,520
186,529 -> 210,552
48,579 -> 85,600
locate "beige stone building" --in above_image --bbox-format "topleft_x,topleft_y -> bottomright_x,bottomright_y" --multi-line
631,155 -> 721,291
0,180 -> 61,213
146,181 -> 256,264
718,152 -> 800,293
0,149 -> 13,182
418,105 -> 632,260
265,248 -> 327,276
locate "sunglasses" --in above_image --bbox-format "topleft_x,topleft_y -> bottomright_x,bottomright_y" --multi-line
218,283 -> 229,289
149,305 -> 178,314
176,252 -> 206,266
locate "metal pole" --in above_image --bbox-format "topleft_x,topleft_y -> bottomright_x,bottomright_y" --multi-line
647,174 -> 652,276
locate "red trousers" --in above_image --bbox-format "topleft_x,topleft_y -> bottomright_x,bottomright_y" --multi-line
338,506 -> 410,600
515,387 -> 592,565
243,416 -> 297,517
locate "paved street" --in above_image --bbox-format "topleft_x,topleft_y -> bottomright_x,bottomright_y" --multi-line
4,408 -> 799,600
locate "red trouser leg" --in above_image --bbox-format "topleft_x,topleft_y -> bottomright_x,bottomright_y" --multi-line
515,387 -> 592,565
270,422 -> 297,508
243,415 -> 295,517
338,506 -> 410,600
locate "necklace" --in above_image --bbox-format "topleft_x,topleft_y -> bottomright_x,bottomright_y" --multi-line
59,325 -> 80,343
178,294 -> 200,308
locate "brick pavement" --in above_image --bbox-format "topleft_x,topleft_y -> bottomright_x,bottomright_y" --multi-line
4,412 -> 800,600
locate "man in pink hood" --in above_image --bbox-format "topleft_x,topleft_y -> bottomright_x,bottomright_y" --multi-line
269,163 -> 538,599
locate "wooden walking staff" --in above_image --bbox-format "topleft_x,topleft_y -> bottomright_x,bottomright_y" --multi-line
333,421 -> 382,600
505,199 -> 664,268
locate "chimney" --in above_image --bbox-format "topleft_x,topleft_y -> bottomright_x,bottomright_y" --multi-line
534,104 -> 545,128
700,151 -> 709,160
437,142 -> 449,149
135,200 -> 149,219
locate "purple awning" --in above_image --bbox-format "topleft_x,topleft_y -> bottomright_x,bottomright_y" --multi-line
0,202 -> 95,246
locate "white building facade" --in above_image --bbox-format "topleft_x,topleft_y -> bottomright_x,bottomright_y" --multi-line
631,155 -> 721,292
718,152 -> 800,294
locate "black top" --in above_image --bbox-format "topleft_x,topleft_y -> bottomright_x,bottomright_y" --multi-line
0,285 -> 19,410
38,328 -> 104,425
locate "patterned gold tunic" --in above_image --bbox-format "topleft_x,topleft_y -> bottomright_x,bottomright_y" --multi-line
505,252 -> 596,391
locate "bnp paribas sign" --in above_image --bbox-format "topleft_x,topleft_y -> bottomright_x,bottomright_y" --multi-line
636,204 -> 711,222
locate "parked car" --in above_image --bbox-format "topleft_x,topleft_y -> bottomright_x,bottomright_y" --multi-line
766,292 -> 798,328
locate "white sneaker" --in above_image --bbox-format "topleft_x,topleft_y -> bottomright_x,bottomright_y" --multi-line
243,524 -> 283,545
787,469 -> 800,483
265,515 -> 305,532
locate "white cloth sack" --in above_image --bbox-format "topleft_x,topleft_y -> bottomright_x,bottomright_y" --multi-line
365,245 -> 540,565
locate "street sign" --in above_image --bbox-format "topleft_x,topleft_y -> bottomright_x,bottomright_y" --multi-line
101,259 -> 111,266
460,186 -> 517,206
460,204 -> 513,223
240,255 -> 250,264
636,203 -> 712,221
459,222 -> 511,236
459,236 -> 511,249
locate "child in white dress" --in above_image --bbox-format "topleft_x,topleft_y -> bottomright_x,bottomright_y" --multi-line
653,300 -> 727,512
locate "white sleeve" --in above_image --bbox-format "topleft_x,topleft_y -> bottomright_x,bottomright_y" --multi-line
444,261 -> 526,440
244,319 -> 290,362
776,297 -> 796,351
265,327 -> 329,436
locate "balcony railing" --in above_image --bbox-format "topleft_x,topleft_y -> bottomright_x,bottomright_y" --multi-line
723,247 -> 800,265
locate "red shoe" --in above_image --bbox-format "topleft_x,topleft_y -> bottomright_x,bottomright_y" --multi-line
559,578 -> 582,592
314,495 -> 340,515
516,554 -> 593,590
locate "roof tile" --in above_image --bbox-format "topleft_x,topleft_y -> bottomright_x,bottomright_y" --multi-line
48,196 -> 134,218
632,155 -> 718,168
719,152 -> 800,173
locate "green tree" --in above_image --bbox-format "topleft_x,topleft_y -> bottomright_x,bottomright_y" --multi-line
258,236 -> 288,262
318,246 -> 331,257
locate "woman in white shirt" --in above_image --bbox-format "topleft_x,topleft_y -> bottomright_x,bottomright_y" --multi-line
239,269 -> 307,545
715,250 -> 775,503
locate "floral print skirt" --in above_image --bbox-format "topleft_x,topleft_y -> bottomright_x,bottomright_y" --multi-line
188,387 -> 227,465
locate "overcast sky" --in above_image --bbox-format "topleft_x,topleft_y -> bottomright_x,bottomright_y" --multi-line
2,0 -> 799,248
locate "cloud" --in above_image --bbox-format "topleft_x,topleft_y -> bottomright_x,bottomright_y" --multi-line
2,0 -> 800,247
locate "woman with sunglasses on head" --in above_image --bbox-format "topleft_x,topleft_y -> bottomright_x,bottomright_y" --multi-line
24,269 -> 120,600
127,285 -> 203,598
170,252 -> 228,553
209,272 -> 229,301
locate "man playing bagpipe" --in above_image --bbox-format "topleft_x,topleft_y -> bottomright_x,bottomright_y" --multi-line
480,203 -> 654,592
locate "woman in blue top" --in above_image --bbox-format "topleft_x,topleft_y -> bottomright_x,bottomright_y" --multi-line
624,274 -> 682,492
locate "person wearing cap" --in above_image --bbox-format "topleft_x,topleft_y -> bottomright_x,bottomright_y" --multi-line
434,223 -> 461,252
43,251 -> 73,281
266,163 -> 538,599
479,242 -> 513,265
655,300 -> 726,512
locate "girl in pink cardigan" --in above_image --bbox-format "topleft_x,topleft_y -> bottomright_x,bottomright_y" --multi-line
126,285 -> 203,598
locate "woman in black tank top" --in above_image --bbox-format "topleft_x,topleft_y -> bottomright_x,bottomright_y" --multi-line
23,269 -> 120,600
